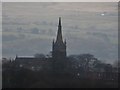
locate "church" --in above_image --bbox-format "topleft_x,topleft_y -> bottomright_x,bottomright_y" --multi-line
52,17 -> 67,73
14,17 -> 67,72
52,17 -> 66,59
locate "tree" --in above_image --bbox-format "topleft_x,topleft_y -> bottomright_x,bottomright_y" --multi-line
77,54 -> 98,71
46,51 -> 52,58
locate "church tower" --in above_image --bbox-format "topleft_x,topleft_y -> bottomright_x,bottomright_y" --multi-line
52,17 -> 66,60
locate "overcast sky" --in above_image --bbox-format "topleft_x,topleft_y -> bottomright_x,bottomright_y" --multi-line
1,0 -> 119,2
2,2 -> 118,64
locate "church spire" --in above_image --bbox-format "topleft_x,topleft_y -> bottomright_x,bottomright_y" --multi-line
52,17 -> 67,59
59,17 -> 61,26
56,17 -> 63,43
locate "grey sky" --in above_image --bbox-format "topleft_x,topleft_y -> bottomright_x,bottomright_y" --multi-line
2,2 -> 118,64
1,0 -> 119,2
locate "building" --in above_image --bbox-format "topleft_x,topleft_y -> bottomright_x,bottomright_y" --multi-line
14,17 -> 67,72
52,17 -> 66,59
52,17 -> 67,73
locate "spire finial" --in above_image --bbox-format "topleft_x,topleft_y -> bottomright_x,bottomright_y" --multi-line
56,17 -> 63,43
59,17 -> 61,26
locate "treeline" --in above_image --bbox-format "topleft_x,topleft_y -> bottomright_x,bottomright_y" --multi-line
2,54 -> 119,88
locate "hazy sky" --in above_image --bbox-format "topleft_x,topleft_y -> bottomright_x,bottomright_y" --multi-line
2,2 -> 118,64
0,2 -> 1,60
1,0 -> 119,2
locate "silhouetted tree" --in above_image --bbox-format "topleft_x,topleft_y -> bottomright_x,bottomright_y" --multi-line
2,54 -> 118,88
